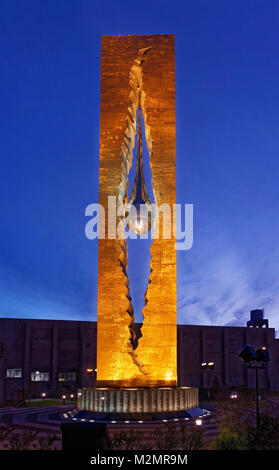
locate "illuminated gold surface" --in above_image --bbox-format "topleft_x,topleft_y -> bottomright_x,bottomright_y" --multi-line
97,35 -> 177,387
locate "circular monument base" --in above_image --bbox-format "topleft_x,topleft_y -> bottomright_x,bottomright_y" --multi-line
77,387 -> 199,414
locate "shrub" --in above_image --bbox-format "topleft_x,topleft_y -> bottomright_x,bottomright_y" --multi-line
105,422 -> 204,450
179,423 -> 203,450
215,427 -> 247,450
245,415 -> 279,450
105,428 -> 146,450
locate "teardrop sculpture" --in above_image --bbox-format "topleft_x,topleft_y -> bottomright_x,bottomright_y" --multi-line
126,89 -> 154,235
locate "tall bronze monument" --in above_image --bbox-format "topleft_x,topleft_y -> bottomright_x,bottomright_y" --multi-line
97,34 -> 176,388
78,34 -> 198,414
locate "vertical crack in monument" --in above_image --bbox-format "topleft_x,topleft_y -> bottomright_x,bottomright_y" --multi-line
77,35 -> 198,414
118,46 -> 154,375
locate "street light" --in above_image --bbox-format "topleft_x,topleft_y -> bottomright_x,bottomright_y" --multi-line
238,344 -> 270,427
201,362 -> 215,401
41,392 -> 46,400
201,362 -> 215,370
230,391 -> 239,425
256,347 -> 269,362
238,344 -> 258,362
62,394 -> 66,405
86,368 -> 96,388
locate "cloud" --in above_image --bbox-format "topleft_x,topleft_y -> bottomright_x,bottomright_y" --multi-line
178,245 -> 279,336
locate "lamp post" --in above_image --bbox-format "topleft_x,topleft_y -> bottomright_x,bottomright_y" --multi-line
238,344 -> 270,428
86,368 -> 96,388
247,362 -> 266,428
201,361 -> 215,401
230,391 -> 238,423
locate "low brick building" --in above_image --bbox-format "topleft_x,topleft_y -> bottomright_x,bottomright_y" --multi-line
0,312 -> 278,405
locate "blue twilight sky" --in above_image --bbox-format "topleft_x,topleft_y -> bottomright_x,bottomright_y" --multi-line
1,0 -> 279,333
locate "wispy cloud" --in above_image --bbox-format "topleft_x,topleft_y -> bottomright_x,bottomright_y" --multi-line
178,243 -> 279,336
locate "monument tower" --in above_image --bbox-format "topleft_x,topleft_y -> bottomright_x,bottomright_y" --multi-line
78,34 -> 198,414
97,34 -> 177,388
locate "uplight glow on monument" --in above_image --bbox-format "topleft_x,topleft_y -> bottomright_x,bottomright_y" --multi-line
96,34 -> 178,388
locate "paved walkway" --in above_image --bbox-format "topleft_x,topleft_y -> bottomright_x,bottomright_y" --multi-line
0,404 -> 219,449
0,405 -> 75,428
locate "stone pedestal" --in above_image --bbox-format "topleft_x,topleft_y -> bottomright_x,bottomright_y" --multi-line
78,387 -> 199,414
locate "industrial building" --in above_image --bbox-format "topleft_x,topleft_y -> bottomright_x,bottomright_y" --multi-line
0,310 -> 278,405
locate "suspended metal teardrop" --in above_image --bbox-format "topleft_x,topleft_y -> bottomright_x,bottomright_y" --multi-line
126,89 -> 154,235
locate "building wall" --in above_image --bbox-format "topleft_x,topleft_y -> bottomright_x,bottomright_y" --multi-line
0,318 -> 278,404
0,318 -> 97,404
177,324 -> 279,391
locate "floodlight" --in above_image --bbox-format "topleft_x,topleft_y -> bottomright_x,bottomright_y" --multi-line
256,347 -> 270,362
238,344 -> 258,362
